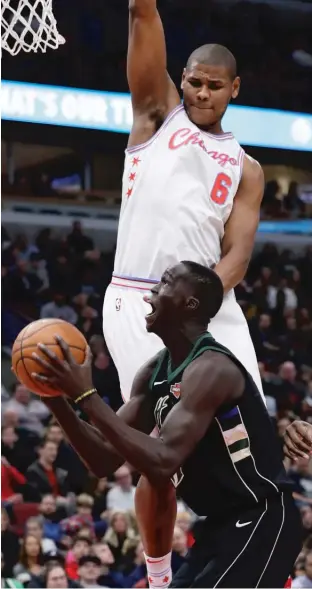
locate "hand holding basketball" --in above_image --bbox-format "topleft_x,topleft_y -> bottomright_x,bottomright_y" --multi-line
12,319 -> 89,397
32,336 -> 93,401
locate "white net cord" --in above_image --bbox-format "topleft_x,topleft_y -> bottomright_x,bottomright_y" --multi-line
1,0 -> 65,56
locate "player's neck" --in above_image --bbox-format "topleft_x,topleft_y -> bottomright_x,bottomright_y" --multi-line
196,119 -> 224,135
163,325 -> 206,367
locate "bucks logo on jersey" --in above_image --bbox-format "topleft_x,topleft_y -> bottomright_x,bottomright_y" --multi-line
170,383 -> 181,399
154,393 -> 184,488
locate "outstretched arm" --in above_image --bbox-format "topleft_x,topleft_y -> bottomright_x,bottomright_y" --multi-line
215,156 -> 264,293
34,343 -> 243,486
127,0 -> 179,146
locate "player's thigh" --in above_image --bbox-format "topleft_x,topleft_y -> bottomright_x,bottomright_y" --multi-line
209,297 -> 263,396
191,494 -> 301,588
103,285 -> 163,402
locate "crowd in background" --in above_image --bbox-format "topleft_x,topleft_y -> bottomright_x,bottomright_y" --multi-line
2,0 -> 312,113
2,0 -> 312,585
4,173 -> 309,222
1,220 -> 312,587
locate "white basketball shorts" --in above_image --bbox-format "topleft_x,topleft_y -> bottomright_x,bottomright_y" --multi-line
103,276 -> 264,403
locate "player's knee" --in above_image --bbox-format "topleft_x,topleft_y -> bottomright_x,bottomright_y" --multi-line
135,476 -> 176,524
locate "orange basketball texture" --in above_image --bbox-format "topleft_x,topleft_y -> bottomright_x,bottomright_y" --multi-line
12,319 -> 87,397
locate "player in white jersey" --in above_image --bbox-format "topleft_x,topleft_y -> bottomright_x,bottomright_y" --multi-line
102,1 -> 265,587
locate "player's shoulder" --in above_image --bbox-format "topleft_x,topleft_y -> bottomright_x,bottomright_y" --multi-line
131,349 -> 165,396
242,153 -> 264,182
182,349 -> 244,396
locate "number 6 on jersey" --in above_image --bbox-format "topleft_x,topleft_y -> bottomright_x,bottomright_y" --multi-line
211,172 -> 232,205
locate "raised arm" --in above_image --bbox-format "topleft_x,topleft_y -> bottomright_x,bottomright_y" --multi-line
127,0 -> 180,146
215,155 -> 264,293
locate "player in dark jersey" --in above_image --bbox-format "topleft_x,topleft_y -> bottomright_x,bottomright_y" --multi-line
32,261 -> 301,588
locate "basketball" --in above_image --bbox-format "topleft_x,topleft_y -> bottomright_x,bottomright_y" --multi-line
11,319 -> 87,397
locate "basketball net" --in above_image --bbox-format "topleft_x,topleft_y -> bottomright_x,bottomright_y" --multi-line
1,0 -> 65,56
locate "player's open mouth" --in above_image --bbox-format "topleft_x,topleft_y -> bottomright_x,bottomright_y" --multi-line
143,295 -> 157,323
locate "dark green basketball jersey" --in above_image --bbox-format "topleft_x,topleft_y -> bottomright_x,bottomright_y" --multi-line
149,333 -> 292,521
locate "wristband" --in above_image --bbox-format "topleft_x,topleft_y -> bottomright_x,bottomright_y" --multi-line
74,388 -> 97,405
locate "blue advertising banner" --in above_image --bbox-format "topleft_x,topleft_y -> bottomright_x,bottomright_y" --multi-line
2,80 -> 312,151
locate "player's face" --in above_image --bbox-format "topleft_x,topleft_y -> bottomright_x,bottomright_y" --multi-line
144,264 -> 198,335
182,63 -> 240,130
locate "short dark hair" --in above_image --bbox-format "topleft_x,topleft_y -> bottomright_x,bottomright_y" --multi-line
78,555 -> 101,567
186,44 -> 237,80
44,563 -> 66,586
181,261 -> 224,324
72,536 -> 93,548
39,438 -> 57,449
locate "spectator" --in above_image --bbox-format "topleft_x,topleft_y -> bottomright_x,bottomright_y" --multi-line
12,235 -> 39,263
48,255 -> 75,295
90,479 -> 109,527
39,494 -> 67,524
61,494 -> 94,539
106,466 -> 135,512
2,384 -> 50,436
175,512 -> 195,548
123,541 -> 147,588
250,313 -> 280,363
28,253 -> 50,292
1,508 -> 20,578
1,457 -> 25,504
292,551 -> 312,588
267,278 -> 298,312
76,305 -> 101,340
25,517 -> 57,554
92,542 -> 126,588
46,423 -> 88,494
284,181 -> 305,218
270,362 -> 306,414
89,335 -> 121,410
103,511 -> 137,568
44,563 -> 70,589
13,535 -> 44,584
65,537 -> 92,581
1,425 -> 36,473
40,293 -> 78,324
26,439 -> 69,502
300,506 -> 312,541
172,526 -> 188,574
1,553 -> 24,589
28,559 -> 82,589
5,259 -> 43,305
67,222 -> 94,256
77,555 -> 102,588
289,457 -> 312,504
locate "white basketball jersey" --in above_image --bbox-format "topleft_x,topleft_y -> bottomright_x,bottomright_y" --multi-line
114,104 -> 245,280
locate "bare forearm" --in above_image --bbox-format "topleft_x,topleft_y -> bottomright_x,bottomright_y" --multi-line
46,398 -> 123,477
80,394 -> 169,485
129,0 -> 156,15
214,249 -> 250,294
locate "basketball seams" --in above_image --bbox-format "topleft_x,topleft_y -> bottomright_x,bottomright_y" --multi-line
12,319 -> 87,397
15,320 -> 71,343
11,343 -> 86,356
20,320 -> 32,384
14,348 -> 85,369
